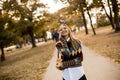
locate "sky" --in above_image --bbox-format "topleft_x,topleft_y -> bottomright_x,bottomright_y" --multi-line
40,0 -> 67,13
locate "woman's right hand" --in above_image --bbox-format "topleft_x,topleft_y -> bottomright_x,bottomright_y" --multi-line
56,41 -> 63,47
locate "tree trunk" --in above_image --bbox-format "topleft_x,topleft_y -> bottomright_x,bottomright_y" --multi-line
80,4 -> 88,34
107,0 -> 115,29
0,42 -> 5,61
111,0 -> 120,32
85,3 -> 96,35
102,2 -> 115,29
109,17 -> 115,29
27,26 -> 36,48
87,11 -> 96,35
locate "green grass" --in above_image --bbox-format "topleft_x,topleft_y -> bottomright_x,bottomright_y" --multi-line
0,41 -> 55,80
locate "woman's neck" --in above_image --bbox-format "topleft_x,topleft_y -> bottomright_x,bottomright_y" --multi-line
63,35 -> 69,39
62,36 -> 70,42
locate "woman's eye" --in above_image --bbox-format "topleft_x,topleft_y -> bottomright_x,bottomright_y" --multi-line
59,29 -> 62,31
59,27 -> 67,31
64,28 -> 66,29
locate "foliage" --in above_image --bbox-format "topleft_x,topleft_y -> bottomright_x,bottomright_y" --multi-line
98,20 -> 110,27
0,13 -> 16,47
0,0 -> 49,61
2,0 -> 48,47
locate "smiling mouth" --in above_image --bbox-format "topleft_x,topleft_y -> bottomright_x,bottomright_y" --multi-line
62,32 -> 67,34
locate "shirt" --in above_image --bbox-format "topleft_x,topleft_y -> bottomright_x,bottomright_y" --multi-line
63,66 -> 84,80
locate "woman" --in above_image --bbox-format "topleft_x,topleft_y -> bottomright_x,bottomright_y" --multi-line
56,24 -> 87,80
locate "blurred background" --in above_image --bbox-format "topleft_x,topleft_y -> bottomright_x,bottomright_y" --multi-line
0,0 -> 120,80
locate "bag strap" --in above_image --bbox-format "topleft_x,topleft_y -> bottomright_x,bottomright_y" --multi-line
57,51 -> 59,58
57,47 -> 62,59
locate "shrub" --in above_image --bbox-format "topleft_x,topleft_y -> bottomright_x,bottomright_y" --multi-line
97,15 -> 111,27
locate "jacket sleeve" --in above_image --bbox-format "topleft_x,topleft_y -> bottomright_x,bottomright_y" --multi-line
56,41 -> 83,69
62,51 -> 83,68
62,43 -> 83,68
56,42 -> 63,59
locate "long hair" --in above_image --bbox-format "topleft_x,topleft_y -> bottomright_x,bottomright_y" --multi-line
58,24 -> 81,49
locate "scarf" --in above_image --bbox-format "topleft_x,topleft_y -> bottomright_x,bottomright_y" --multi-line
59,37 -> 82,57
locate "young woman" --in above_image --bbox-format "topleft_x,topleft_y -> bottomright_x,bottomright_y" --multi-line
56,24 -> 87,80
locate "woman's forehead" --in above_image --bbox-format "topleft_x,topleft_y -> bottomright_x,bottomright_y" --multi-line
59,25 -> 68,29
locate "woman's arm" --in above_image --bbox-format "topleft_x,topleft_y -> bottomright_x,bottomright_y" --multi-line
62,51 -> 83,68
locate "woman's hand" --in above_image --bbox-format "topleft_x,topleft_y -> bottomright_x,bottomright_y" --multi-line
56,41 -> 63,47
56,59 -> 63,70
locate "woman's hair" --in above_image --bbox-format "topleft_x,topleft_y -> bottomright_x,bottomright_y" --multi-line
58,24 -> 74,40
58,24 -> 81,49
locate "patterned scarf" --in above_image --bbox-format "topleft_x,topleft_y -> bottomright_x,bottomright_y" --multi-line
59,37 -> 82,57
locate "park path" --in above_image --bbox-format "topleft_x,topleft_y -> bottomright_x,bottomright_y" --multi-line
43,46 -> 120,80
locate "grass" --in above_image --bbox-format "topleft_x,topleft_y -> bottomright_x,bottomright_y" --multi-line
76,26 -> 120,64
0,40 -> 55,80
0,25 -> 120,80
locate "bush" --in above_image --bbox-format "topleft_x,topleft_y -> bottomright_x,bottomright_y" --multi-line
97,15 -> 111,27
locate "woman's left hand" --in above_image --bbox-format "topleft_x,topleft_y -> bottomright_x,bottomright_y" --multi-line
56,59 -> 63,70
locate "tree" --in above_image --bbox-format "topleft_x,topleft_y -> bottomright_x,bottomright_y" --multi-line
86,9 -> 96,35
107,0 -> 115,29
0,0 -> 47,61
56,0 -> 96,35
92,0 -> 120,31
111,0 -> 120,32
84,2 -> 96,35
3,0 -> 46,48
80,3 -> 88,34
97,0 -> 115,29
19,0 -> 46,47
0,11 -> 16,61
55,0 -> 89,34
0,13 -> 6,61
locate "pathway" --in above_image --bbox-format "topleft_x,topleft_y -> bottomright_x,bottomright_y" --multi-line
43,46 -> 120,80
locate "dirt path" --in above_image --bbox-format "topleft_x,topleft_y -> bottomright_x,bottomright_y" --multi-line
82,46 -> 120,80
43,46 -> 120,80
43,50 -> 62,80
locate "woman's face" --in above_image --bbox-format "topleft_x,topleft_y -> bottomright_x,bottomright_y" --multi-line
59,25 -> 69,37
